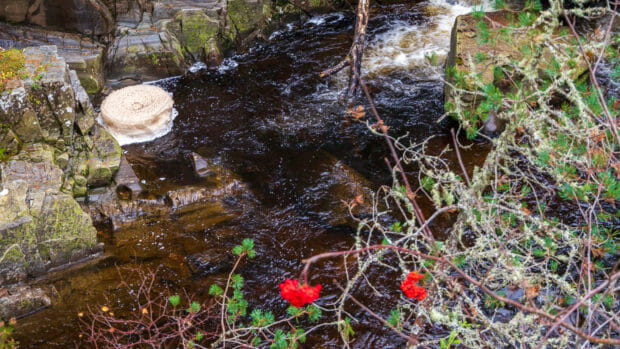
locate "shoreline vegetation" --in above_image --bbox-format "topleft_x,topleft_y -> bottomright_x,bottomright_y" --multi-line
0,0 -> 617,347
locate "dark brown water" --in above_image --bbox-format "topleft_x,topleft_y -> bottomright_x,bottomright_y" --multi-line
15,1 -> 490,347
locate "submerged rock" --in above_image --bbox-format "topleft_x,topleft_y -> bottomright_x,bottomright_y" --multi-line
302,152 -> 376,227
87,154 -> 253,230
0,286 -> 51,320
187,249 -> 234,276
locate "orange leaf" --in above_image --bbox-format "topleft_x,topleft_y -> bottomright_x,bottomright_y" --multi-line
354,194 -> 364,204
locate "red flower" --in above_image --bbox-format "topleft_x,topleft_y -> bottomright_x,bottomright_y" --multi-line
405,271 -> 424,283
400,271 -> 427,301
279,279 -> 322,308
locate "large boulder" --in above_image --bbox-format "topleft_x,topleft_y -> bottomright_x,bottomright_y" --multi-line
0,0 -> 30,22
0,146 -> 99,285
0,46 -> 121,195
105,19 -> 186,83
0,0 -> 115,36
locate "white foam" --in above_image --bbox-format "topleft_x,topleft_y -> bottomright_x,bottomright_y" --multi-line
306,13 -> 346,27
363,0 -> 482,79
218,58 -> 239,73
188,62 -> 207,73
98,85 -> 179,147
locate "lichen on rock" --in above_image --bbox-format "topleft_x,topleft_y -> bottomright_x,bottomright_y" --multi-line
0,45 -> 120,319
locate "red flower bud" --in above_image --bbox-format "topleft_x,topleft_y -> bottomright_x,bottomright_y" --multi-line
400,271 -> 427,301
279,279 -> 322,308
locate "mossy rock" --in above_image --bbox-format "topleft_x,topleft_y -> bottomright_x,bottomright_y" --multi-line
0,191 -> 98,283
178,9 -> 221,61
444,10 -> 589,133
228,0 -> 270,36
0,146 -> 99,284
84,125 -> 121,187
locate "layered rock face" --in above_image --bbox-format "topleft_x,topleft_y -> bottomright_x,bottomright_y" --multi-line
105,0 -> 273,83
0,46 -> 120,293
0,23 -> 106,95
0,0 -> 279,89
0,0 -> 114,36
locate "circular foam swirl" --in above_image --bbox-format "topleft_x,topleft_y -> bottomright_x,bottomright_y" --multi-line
100,85 -> 174,144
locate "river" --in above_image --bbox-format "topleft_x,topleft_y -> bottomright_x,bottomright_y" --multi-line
15,0 -> 490,347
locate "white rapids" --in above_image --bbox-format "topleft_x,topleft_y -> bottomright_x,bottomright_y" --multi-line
363,0 -> 488,79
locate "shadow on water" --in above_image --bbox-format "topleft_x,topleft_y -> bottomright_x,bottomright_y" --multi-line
15,1 -> 490,347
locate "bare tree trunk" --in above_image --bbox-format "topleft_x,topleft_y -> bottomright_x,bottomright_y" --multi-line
320,0 -> 370,96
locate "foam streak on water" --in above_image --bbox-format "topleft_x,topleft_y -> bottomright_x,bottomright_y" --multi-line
97,107 -> 179,146
363,0 -> 484,78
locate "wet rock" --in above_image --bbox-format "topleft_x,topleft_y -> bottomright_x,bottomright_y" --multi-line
115,155 -> 143,200
87,156 -> 252,230
167,181 -> 248,211
187,250 -> 233,276
0,286 -> 51,320
86,187 -> 168,229
190,152 -> 216,178
107,0 -> 274,81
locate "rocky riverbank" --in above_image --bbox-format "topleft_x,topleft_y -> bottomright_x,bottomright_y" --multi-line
0,45 -> 114,318
0,0 -> 349,321
0,0 -> 341,92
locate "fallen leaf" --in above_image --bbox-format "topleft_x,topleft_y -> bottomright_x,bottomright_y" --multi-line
354,194 -> 364,204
